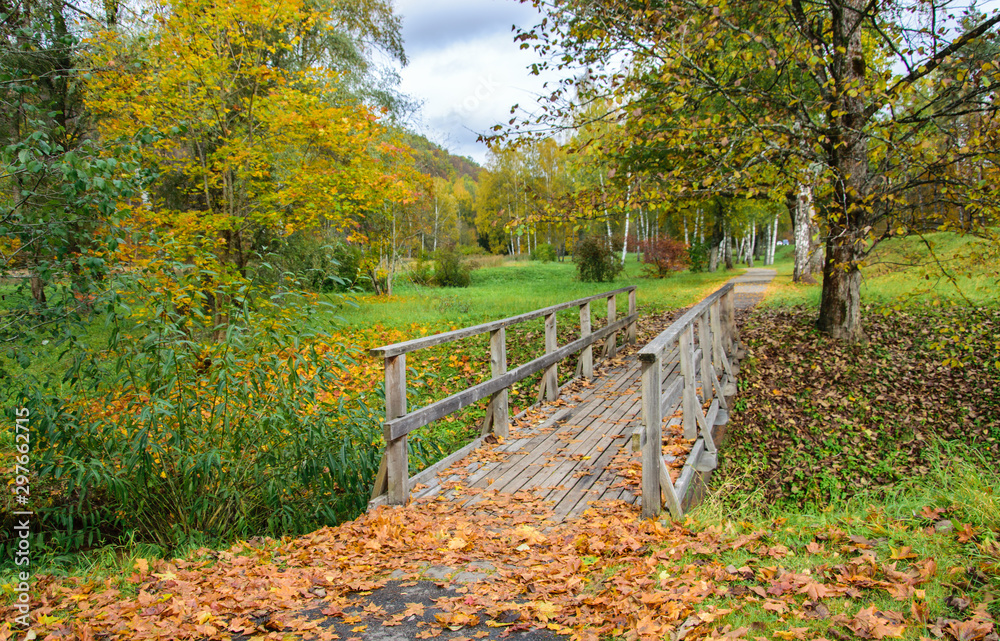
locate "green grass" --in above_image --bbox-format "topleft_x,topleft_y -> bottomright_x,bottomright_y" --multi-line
328,255 -> 741,332
762,232 -> 1000,308
686,448 -> 1000,640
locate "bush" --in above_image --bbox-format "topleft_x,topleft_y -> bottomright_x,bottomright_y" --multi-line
20,267 -> 442,553
640,237 -> 689,277
409,251 -> 434,286
433,246 -> 472,288
531,242 -> 557,263
574,235 -> 623,282
687,241 -> 711,273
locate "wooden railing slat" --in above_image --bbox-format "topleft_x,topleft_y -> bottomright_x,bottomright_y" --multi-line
637,283 -> 734,362
384,314 -> 636,441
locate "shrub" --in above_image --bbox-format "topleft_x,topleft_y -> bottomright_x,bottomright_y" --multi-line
574,235 -> 623,282
640,237 -> 689,277
433,246 -> 472,288
409,251 -> 434,286
21,268 -> 441,553
687,241 -> 711,273
531,243 -> 557,263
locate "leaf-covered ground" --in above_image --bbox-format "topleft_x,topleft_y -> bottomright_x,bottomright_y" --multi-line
718,306 -> 1000,507
2,304 -> 998,641
3,486 -> 997,641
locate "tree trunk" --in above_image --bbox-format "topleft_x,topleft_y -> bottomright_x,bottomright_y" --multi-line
817,238 -> 863,341
793,183 -> 816,282
817,0 -> 868,342
30,275 -> 47,307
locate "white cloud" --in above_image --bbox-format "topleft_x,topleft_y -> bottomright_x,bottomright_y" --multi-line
393,0 -> 558,164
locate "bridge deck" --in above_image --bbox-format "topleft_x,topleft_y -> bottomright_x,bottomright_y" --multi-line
404,270 -> 775,523
411,355 -> 651,521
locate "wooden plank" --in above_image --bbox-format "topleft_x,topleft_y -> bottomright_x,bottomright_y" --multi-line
544,312 -> 558,402
660,376 -> 683,418
490,327 -> 509,438
384,354 -> 408,505
385,314 -> 635,440
679,327 -> 698,440
605,294 -> 617,359
627,289 -> 637,345
674,438 -> 704,507
699,312 -> 713,404
580,302 -> 593,379
641,358 -> 661,518
660,455 -> 683,518
710,300 -> 724,371
371,286 -> 636,357
406,435 -> 487,494
484,361 -> 639,498
637,283 -> 734,363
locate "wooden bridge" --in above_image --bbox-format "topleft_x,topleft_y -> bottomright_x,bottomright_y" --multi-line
368,271 -> 775,521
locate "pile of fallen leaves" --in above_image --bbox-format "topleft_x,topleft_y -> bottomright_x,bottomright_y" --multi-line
3,492 -> 997,641
719,305 -> 1000,507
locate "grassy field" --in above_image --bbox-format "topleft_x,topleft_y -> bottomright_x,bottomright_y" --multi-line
329,255 -> 741,331
763,232 -> 1000,308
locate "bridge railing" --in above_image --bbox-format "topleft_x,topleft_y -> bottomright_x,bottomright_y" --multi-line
636,283 -> 741,519
369,287 -> 638,508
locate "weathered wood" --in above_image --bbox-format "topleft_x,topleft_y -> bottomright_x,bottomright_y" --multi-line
543,312 -> 558,402
710,301 -> 724,371
679,328 -> 698,440
707,359 -> 729,412
675,438 -> 704,504
659,454 -> 683,518
637,283 -> 734,362
627,289 -> 637,345
384,354 -> 408,505
490,327 -> 509,438
660,376 -> 683,419
699,312 -> 713,404
385,314 -> 635,440
371,287 -> 636,358
605,294 -> 617,359
580,302 -> 593,379
640,358 -> 662,518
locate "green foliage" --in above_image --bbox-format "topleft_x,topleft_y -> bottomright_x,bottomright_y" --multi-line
531,242 -> 557,263
639,237 -> 688,277
687,241 -> 711,273
433,246 -> 472,288
574,235 -> 623,283
9,271 -> 440,554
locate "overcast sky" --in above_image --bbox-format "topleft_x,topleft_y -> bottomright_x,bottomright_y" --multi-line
392,0 -> 555,166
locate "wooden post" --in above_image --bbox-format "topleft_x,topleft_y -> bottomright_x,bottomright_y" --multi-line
710,300 -> 724,370
543,312 -> 558,401
699,311 -> 713,403
580,302 -> 593,379
606,294 -> 617,358
640,357 -> 662,519
384,354 -> 408,505
722,290 -> 737,354
490,327 -> 509,438
678,327 -> 698,440
627,288 -> 637,345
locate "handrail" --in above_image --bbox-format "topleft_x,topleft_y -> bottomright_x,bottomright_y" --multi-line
369,286 -> 638,507
639,283 -> 741,519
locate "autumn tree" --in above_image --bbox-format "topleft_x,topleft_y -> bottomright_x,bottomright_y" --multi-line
85,0 -> 411,324
513,0 -> 1000,341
